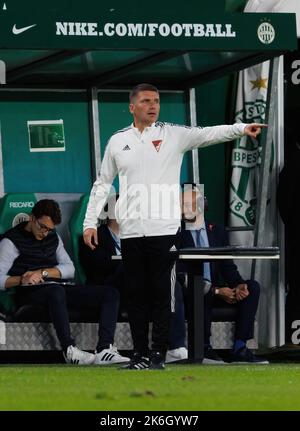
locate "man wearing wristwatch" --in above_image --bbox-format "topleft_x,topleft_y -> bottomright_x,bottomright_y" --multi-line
179,184 -> 269,365
41,270 -> 48,279
0,199 -> 129,366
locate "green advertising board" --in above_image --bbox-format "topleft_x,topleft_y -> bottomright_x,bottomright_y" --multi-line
0,3 -> 296,51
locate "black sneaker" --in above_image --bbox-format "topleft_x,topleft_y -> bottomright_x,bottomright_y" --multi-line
120,352 -> 149,370
203,346 -> 225,365
149,351 -> 165,370
230,346 -> 269,364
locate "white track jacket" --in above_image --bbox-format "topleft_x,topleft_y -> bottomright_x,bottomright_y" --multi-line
84,121 -> 246,239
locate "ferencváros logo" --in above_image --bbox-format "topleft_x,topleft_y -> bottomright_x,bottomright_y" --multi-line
12,213 -> 30,227
257,22 -> 275,45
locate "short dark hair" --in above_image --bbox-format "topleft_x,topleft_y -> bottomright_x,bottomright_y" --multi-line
31,199 -> 62,225
129,83 -> 159,103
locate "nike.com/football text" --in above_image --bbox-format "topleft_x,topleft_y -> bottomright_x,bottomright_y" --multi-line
56,22 -> 236,38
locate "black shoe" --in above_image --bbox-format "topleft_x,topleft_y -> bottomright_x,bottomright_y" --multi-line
120,352 -> 149,370
149,351 -> 165,370
230,346 -> 269,364
203,346 -> 225,364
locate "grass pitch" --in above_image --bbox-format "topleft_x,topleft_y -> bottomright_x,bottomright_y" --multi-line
1,363 -> 300,411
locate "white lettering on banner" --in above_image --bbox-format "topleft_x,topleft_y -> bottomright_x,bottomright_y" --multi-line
87,23 -> 98,36
148,23 -> 158,37
115,23 -> 127,37
171,24 -> 183,37
235,101 -> 266,123
291,60 -> 300,85
127,23 -> 143,37
159,23 -> 170,37
56,22 -> 98,36
231,148 -> 261,168
225,23 -> 236,38
215,24 -> 226,37
193,24 -> 204,37
9,201 -> 35,208
0,60 -> 6,85
103,23 -> 114,36
291,320 -> 300,345
69,23 -> 75,35
55,22 -> 237,38
182,23 -> 193,37
75,22 -> 88,36
0,321 -> 6,345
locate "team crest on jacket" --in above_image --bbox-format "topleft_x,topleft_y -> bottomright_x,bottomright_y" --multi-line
152,140 -> 162,152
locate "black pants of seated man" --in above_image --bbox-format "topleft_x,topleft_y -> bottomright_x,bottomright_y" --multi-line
121,233 -> 180,356
204,280 -> 260,345
15,284 -> 119,352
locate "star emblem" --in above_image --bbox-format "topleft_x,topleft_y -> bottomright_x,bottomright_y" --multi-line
250,77 -> 268,90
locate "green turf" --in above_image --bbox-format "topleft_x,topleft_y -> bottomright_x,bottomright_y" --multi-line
1,364 -> 300,411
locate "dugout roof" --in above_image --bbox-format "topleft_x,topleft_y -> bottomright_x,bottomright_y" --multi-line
0,0 -> 297,89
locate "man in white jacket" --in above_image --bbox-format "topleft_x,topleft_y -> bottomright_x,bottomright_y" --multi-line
83,83 -> 266,369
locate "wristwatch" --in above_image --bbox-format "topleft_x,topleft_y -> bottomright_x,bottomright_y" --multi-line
42,270 -> 49,278
215,288 -> 219,295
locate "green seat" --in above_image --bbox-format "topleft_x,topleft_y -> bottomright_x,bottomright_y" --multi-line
0,193 -> 37,313
68,194 -> 90,284
0,193 -> 37,233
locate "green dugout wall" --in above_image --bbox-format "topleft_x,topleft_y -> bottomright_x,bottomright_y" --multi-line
0,92 -> 92,193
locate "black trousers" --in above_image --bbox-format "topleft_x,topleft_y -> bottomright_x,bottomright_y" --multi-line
16,284 -> 119,351
121,233 -> 180,355
204,280 -> 260,345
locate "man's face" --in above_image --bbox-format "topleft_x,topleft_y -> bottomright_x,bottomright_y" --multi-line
181,190 -> 204,222
129,90 -> 160,126
31,215 -> 55,241
182,190 -> 198,222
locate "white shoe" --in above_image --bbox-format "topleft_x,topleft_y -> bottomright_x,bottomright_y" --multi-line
94,345 -> 130,365
165,347 -> 188,363
63,345 -> 95,365
202,357 -> 226,365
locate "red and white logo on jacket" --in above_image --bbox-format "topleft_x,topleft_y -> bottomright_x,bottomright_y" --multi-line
152,140 -> 163,152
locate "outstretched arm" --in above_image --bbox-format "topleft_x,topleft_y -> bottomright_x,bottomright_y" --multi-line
178,122 -> 268,152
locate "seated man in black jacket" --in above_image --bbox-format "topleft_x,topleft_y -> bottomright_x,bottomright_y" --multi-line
180,184 -> 269,364
0,199 -> 129,365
